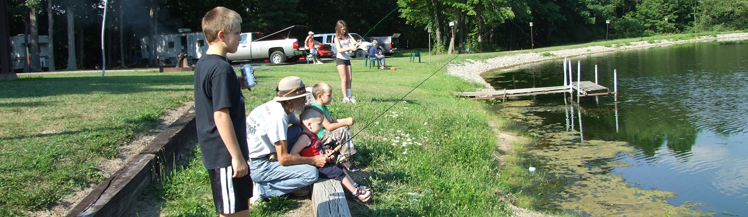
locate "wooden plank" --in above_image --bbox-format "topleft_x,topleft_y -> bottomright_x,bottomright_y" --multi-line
67,108 -> 197,217
312,179 -> 352,217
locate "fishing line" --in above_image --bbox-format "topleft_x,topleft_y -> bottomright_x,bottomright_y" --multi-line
345,53 -> 461,144
361,7 -> 400,37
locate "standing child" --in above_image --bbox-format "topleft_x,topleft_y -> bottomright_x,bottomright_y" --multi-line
310,82 -> 359,171
333,20 -> 363,103
193,7 -> 252,217
305,31 -> 322,64
290,108 -> 371,202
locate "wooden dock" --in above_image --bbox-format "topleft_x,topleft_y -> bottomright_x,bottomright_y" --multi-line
455,81 -> 614,100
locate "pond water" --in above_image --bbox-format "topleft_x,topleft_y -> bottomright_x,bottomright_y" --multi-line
484,41 -> 748,216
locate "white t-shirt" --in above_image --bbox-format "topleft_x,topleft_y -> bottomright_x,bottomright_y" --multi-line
246,100 -> 299,159
335,36 -> 356,60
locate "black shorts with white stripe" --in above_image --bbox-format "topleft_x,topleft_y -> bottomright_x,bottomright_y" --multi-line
208,165 -> 253,214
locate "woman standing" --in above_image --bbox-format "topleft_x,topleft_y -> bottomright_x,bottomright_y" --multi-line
334,20 -> 362,103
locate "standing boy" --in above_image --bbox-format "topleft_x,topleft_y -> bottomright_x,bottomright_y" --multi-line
194,7 -> 252,216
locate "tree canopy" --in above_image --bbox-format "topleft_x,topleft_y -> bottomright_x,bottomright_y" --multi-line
4,0 -> 746,70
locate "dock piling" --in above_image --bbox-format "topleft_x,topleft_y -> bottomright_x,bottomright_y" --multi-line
614,69 -> 618,102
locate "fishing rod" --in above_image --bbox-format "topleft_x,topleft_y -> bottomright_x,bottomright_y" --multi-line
361,7 -> 400,37
328,54 -> 462,156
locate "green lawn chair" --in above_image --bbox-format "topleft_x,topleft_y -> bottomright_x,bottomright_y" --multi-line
409,49 -> 421,63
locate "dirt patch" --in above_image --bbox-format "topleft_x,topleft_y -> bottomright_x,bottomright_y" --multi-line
29,102 -> 195,217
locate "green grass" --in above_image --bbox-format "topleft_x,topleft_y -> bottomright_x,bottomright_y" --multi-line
145,55 -> 510,216
0,72 -> 193,215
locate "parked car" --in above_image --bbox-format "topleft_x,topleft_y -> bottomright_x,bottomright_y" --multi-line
141,25 -> 308,66
315,40 -> 333,58
313,33 -> 372,59
227,25 -> 307,65
365,33 -> 400,55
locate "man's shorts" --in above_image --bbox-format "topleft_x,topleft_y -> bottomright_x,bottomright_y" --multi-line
208,165 -> 253,214
311,48 -> 317,55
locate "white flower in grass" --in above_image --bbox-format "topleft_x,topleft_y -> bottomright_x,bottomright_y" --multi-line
403,149 -> 408,154
395,136 -> 400,140
427,130 -> 430,133
392,143 -> 397,146
407,138 -> 412,142
403,107 -> 409,109
416,142 -> 422,146
424,122 -> 428,125
397,130 -> 401,133
383,138 -> 388,141
375,122 -> 379,125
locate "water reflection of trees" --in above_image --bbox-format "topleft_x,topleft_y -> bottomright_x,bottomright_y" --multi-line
487,42 -> 748,158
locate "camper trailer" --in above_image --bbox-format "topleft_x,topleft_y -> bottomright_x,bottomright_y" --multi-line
140,29 -> 208,66
10,34 -> 50,71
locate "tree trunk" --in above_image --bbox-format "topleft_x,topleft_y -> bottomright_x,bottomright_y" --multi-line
78,23 -> 83,68
66,5 -> 77,70
430,0 -> 441,54
477,15 -> 483,52
149,0 -> 156,66
29,6 -> 41,72
119,0 -> 125,68
47,0 -> 55,71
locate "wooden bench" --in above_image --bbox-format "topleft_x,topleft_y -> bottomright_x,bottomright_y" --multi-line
312,179 -> 352,217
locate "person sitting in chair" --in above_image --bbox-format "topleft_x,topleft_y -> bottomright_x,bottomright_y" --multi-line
368,39 -> 386,70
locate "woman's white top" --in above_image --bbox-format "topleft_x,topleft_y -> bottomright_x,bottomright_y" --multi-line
336,36 -> 356,60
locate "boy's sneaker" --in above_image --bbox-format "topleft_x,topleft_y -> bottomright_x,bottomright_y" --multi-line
353,183 -> 370,192
348,96 -> 356,104
352,187 -> 371,203
342,97 -> 350,103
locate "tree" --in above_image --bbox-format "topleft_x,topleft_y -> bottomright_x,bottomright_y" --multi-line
47,0 -> 55,71
66,3 -> 76,69
26,0 -> 42,72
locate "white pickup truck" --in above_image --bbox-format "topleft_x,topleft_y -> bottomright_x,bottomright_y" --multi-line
227,25 -> 307,64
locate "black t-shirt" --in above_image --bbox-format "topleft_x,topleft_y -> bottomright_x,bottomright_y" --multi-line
194,54 -> 248,169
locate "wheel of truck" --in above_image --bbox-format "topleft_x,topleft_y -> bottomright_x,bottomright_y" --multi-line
270,51 -> 286,65
354,50 -> 366,59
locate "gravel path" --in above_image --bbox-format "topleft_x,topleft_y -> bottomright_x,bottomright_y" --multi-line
447,32 -> 748,89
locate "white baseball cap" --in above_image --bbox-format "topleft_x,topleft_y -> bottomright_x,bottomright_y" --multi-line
308,31 -> 314,35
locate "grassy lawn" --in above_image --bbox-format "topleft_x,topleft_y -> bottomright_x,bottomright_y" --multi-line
0,72 -> 194,215
140,54 -> 512,216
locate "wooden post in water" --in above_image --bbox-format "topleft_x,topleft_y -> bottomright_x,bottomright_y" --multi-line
595,65 -> 598,84
502,88 -> 507,103
568,60 -> 573,103
577,61 -> 581,102
563,58 -> 567,86
614,69 -> 618,102
595,65 -> 599,105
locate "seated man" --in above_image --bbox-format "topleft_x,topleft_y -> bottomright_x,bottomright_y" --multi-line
369,39 -> 386,69
247,76 -> 327,203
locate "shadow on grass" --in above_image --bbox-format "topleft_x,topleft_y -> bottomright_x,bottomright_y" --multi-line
2,74 -> 194,99
0,101 -> 59,107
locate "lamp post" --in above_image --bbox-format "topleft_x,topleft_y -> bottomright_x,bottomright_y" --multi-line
606,20 -> 610,40
664,17 -> 668,33
448,21 -> 455,55
428,26 -> 431,62
529,22 -> 534,51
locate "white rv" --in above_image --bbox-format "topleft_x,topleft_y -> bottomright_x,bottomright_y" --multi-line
140,29 -> 209,66
10,34 -> 50,71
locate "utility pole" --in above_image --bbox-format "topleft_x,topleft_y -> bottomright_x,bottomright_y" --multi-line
448,21 -> 455,55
